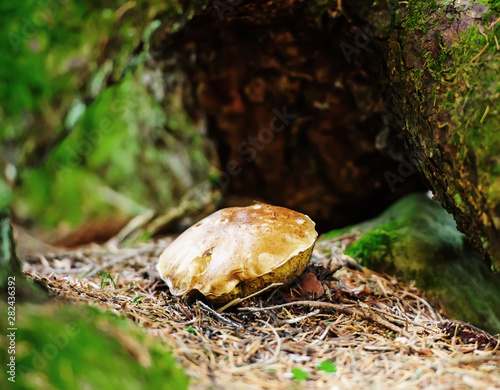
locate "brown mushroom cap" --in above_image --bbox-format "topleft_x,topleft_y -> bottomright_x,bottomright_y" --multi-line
157,203 -> 318,303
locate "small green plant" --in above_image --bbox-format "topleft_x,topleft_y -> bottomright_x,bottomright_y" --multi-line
186,326 -> 197,335
317,360 -> 337,373
291,367 -> 309,381
97,271 -> 116,289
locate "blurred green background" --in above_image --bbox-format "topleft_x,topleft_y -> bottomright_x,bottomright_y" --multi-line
1,0 -> 211,236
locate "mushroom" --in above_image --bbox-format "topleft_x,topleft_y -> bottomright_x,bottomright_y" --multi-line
157,203 -> 318,306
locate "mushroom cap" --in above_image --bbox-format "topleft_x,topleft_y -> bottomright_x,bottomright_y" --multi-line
157,203 -> 318,302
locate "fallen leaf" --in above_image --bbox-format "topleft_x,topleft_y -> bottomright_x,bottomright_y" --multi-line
299,272 -> 324,299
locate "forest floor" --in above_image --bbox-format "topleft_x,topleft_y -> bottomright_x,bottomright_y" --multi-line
19,235 -> 500,389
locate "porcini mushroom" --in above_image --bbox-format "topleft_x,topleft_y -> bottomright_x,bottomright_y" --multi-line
157,203 -> 318,306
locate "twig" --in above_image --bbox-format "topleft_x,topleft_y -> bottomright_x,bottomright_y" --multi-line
106,210 -> 155,246
280,309 -> 321,324
452,323 -> 459,346
169,317 -> 198,326
239,300 -> 352,314
480,105 -> 490,124
239,300 -> 411,337
400,291 -> 442,321
311,325 -> 331,344
489,17 -> 500,30
374,276 -> 389,298
197,300 -> 243,328
217,283 -> 283,313
226,319 -> 282,373
257,319 -> 281,364
470,42 -> 489,63
359,303 -> 436,332
178,302 -> 193,320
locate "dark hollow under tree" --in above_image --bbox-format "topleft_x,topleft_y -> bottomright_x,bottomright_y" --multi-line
150,0 -> 500,270
150,0 -> 425,233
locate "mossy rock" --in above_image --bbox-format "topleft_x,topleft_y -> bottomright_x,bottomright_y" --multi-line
0,302 -> 188,390
322,193 -> 500,334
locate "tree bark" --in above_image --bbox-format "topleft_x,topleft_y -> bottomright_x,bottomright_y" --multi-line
356,0 -> 500,270
0,210 -> 44,301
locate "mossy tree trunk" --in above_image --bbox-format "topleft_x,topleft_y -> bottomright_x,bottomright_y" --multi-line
357,0 -> 500,270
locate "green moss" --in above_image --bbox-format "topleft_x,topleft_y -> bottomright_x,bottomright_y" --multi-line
479,0 -> 500,14
403,0 -> 438,31
446,25 -> 500,168
440,22 -> 500,260
344,220 -> 403,269
398,0 -> 500,268
0,302 -> 189,390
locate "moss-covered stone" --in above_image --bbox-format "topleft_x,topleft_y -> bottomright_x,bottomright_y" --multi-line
0,302 -> 188,389
322,193 -> 500,334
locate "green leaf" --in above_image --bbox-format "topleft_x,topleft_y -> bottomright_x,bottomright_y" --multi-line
97,271 -> 116,289
186,326 -> 197,335
317,360 -> 337,373
291,367 -> 309,381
